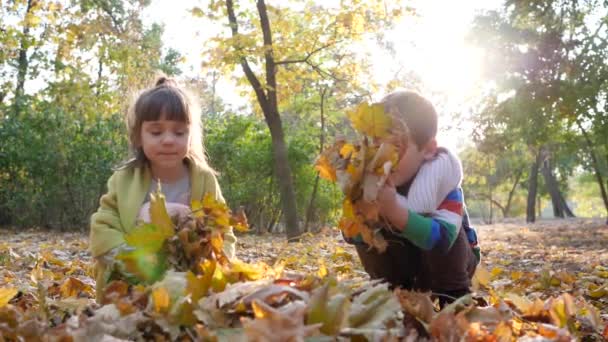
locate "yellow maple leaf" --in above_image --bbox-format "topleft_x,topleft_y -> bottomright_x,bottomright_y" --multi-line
229,259 -> 268,281
150,183 -> 175,239
347,102 -> 392,138
0,287 -> 18,307
339,143 -> 356,158
210,232 -> 222,249
202,193 -> 231,227
191,199 -> 205,219
124,223 -> 169,253
186,271 -> 207,303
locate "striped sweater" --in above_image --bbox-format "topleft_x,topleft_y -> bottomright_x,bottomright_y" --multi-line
346,148 -> 465,253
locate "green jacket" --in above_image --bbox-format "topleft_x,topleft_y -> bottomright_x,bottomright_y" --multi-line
89,159 -> 236,300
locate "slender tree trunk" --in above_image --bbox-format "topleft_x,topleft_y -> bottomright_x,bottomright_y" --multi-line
527,149 -> 541,223
504,167 -> 524,217
304,86 -> 328,233
226,0 -> 300,239
558,191 -> 575,217
13,0 -> 34,116
95,48 -> 104,97
488,185 -> 493,224
540,149 -> 565,218
576,119 -> 608,219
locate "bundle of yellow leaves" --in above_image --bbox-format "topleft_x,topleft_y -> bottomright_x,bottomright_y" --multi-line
315,102 -> 408,252
115,190 -> 250,285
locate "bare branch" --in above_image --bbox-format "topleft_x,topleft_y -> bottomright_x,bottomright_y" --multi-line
276,41 -> 337,66
226,0 -> 269,110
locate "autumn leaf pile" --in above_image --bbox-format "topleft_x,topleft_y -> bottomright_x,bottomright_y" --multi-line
111,190 -> 249,286
315,102 -> 407,252
1,219 -> 608,340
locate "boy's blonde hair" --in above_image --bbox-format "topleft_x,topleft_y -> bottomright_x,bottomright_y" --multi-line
118,76 -> 214,172
381,90 -> 438,149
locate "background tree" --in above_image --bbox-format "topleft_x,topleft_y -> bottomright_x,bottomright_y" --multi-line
199,0 -> 406,239
469,0 -> 607,222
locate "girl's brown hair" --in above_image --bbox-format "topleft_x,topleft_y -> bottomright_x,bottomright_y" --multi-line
117,76 -> 213,172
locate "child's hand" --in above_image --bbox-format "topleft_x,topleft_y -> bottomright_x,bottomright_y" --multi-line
376,178 -> 398,217
138,202 -> 192,223
376,178 -> 409,231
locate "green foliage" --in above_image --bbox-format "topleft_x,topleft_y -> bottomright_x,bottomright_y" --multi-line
0,105 -> 126,228
468,0 -> 608,219
205,112 -> 341,232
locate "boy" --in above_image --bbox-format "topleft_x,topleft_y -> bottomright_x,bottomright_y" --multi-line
347,90 -> 479,305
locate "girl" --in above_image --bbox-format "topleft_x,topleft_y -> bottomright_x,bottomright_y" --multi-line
89,76 -> 236,300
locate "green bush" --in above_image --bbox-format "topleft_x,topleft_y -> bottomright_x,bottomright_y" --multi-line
0,105 -> 126,230
205,113 -> 341,232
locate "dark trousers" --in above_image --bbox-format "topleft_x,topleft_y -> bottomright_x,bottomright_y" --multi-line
355,226 -> 477,304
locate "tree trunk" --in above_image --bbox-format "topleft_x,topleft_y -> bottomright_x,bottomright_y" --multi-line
488,185 -> 493,224
576,119 -> 608,219
304,86 -> 328,233
13,0 -> 34,116
540,149 -> 564,218
558,190 -> 575,217
527,149 -> 541,223
225,0 -> 300,240
504,167 -> 524,217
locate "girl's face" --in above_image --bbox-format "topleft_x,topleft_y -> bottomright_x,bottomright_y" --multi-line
140,116 -> 190,173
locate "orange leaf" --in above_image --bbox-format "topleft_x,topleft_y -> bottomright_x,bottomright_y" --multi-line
152,287 -> 170,314
60,277 -> 89,298
315,155 -> 337,181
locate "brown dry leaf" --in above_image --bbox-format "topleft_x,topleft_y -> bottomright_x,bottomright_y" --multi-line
429,311 -> 469,341
472,264 -> 491,291
242,300 -> 321,341
232,207 -> 249,233
492,321 -> 513,341
240,284 -> 309,307
395,289 -> 435,324
504,292 -> 532,313
307,281 -> 351,336
354,199 -> 380,222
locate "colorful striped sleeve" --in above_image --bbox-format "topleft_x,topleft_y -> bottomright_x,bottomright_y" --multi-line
398,188 -> 464,253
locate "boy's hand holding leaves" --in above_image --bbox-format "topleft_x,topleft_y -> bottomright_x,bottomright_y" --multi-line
315,102 -> 408,252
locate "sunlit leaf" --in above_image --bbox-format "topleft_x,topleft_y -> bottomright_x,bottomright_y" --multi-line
347,102 -> 392,138
124,224 -> 168,253
152,287 -> 170,314
315,155 -> 337,181
150,183 -> 175,238
0,288 -> 18,307
115,248 -> 167,284
59,277 -> 90,298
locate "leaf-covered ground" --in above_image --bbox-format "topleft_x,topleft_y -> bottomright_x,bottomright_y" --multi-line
1,218 -> 607,340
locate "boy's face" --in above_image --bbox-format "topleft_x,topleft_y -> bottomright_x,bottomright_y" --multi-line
390,138 -> 437,186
